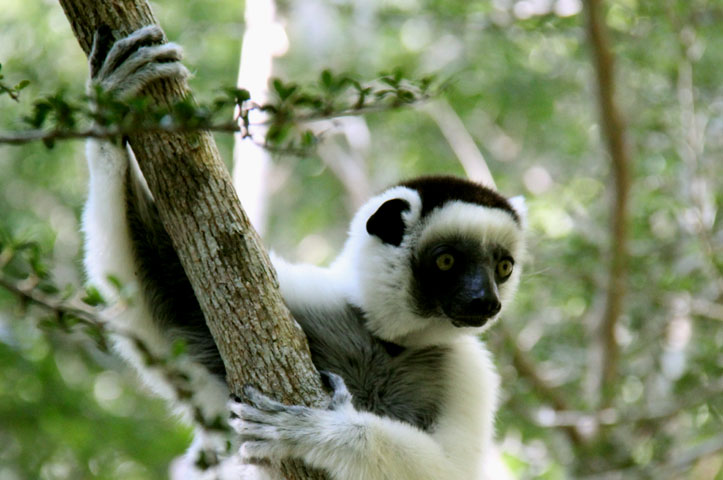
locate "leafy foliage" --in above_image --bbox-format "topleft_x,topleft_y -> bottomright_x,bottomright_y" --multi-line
0,63 -> 30,101
1,69 -> 437,156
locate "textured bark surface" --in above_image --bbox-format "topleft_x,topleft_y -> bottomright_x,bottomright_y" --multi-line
58,1 -> 328,478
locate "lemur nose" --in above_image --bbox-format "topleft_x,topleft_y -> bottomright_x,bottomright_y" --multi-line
467,297 -> 501,317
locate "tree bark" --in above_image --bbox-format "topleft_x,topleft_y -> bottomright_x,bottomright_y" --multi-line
58,1 -> 327,478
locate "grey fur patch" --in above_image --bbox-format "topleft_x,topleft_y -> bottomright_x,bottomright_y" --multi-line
291,303 -> 448,432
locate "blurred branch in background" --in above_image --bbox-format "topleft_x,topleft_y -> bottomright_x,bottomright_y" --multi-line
232,0 -> 287,236
424,98 -> 496,188
501,326 -> 587,448
313,116 -> 372,213
665,1 -> 723,298
583,0 -> 631,408
691,297 -> 723,322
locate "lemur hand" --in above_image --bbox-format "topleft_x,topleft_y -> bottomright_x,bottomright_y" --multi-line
228,371 -> 353,463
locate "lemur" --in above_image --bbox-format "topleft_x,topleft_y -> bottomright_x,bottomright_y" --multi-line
83,26 -> 526,480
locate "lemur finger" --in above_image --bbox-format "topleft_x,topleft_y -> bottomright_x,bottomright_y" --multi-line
235,420 -> 280,442
320,371 -> 352,410
240,441 -> 278,461
242,385 -> 288,412
228,414 -> 243,434
120,43 -> 185,72
250,398 -> 311,420
228,398 -> 267,425
231,401 -> 280,425
98,25 -> 165,81
228,412 -> 272,439
101,43 -> 185,85
238,453 -> 271,468
99,61 -> 190,100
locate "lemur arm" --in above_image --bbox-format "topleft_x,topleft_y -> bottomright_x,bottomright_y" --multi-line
229,377 -> 466,480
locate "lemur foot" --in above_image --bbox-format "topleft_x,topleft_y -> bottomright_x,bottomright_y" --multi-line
87,24 -> 190,100
228,372 -> 353,462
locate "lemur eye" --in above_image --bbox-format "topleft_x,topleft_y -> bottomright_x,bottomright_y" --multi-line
436,253 -> 455,271
496,259 -> 514,278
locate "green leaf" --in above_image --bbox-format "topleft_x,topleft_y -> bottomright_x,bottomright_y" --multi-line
59,313 -> 81,331
37,281 -> 60,295
320,69 -> 333,89
24,100 -> 52,128
82,286 -> 106,307
15,79 -> 30,91
300,130 -> 317,147
271,78 -> 298,101
106,275 -> 123,292
226,87 -> 250,104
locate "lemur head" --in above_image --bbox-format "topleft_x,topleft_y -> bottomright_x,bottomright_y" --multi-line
338,175 -> 526,346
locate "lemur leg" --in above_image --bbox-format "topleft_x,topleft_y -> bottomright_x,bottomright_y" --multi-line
83,25 -> 188,334
88,25 -> 189,100
81,26 -> 229,407
83,24 -> 188,299
229,373 -> 463,480
82,26 -> 247,479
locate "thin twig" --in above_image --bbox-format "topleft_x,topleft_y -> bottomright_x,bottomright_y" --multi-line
0,95 -> 432,147
424,98 -> 496,187
538,376 -> 723,429
0,274 -> 105,327
0,122 -> 239,145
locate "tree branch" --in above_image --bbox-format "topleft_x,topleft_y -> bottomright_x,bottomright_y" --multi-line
501,327 -> 587,447
56,1 -> 327,478
0,99 -> 431,147
583,0 -> 632,407
424,98 -> 496,188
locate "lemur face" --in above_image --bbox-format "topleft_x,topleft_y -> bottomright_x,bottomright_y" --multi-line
354,175 -> 525,342
409,196 -> 524,327
411,236 -> 513,328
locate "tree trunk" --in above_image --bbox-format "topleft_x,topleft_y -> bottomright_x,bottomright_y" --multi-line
58,1 -> 328,478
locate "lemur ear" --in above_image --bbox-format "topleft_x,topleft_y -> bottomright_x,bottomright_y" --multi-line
366,198 -> 411,246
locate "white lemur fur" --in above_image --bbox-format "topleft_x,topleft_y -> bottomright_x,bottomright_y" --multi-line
82,26 -> 526,480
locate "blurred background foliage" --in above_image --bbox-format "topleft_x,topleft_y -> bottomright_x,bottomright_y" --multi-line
1,0 -> 722,478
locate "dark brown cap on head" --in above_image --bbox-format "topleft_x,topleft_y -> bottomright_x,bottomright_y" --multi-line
398,175 -> 520,224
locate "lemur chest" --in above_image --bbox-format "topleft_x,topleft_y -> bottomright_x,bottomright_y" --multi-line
291,303 -> 450,431
311,335 -> 449,431
345,343 -> 449,432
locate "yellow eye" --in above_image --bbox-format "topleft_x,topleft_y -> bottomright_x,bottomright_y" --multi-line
436,253 -> 455,271
496,259 -> 514,278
